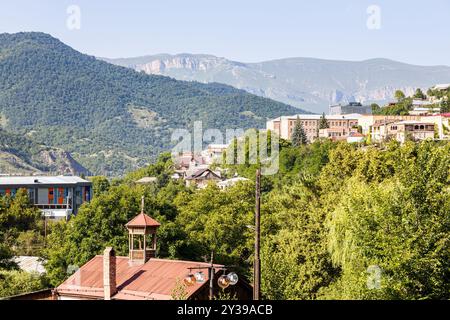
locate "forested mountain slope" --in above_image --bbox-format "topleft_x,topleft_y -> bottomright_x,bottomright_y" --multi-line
0,32 -> 302,175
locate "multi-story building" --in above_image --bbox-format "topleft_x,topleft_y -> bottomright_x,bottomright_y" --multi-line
420,113 -> 450,140
357,115 -> 423,135
371,121 -> 435,143
266,114 -> 362,142
0,175 -> 92,220
329,102 -> 372,115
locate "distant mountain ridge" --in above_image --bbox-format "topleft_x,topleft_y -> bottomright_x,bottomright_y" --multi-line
104,54 -> 450,112
0,32 -> 301,176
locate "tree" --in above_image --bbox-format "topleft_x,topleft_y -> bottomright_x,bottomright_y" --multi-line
413,88 -> 426,100
319,113 -> 329,129
291,116 -> 308,147
394,90 -> 406,102
261,183 -> 338,299
370,103 -> 380,113
0,270 -> 48,298
89,176 -> 110,197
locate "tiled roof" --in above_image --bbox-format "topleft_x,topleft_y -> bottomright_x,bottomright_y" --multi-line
56,256 -> 224,300
126,213 -> 161,228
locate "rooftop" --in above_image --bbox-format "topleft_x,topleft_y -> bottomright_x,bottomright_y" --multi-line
0,175 -> 91,186
271,113 -> 363,121
135,177 -> 158,184
56,256 -> 224,300
13,256 -> 46,275
185,168 -> 222,181
126,213 -> 161,228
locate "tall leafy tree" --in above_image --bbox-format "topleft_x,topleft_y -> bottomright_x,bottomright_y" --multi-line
413,88 -> 426,99
394,90 -> 406,102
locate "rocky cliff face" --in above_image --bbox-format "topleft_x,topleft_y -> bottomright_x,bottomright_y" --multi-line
0,128 -> 90,176
0,148 -> 91,176
106,55 -> 450,113
38,149 -> 91,176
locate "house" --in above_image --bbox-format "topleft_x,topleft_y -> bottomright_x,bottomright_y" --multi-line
54,206 -> 252,300
372,121 -> 435,143
411,99 -> 434,108
173,152 -> 206,171
0,175 -> 92,220
357,115 -> 422,135
185,168 -> 222,189
267,114 -> 362,142
433,83 -> 450,91
420,113 -> 450,140
205,144 -> 229,163
346,132 -> 366,143
319,127 -> 359,141
329,102 -> 372,115
217,177 -> 250,190
409,107 -> 441,116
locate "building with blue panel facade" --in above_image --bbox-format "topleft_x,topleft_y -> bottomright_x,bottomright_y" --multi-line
0,175 -> 92,220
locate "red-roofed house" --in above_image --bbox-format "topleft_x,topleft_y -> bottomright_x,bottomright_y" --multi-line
54,204 -> 252,300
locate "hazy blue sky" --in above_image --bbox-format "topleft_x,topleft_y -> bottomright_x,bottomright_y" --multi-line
1,0 -> 449,65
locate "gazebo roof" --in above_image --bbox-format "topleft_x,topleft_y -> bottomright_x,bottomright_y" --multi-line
126,213 -> 161,228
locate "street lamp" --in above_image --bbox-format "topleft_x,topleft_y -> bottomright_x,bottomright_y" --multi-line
183,252 -> 239,300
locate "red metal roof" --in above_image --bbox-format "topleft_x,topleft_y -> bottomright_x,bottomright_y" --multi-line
56,256 -> 224,300
126,213 -> 161,228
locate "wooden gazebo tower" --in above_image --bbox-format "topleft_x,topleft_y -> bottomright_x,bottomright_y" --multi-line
126,196 -> 161,266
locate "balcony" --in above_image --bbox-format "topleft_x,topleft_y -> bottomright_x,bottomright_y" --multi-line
35,204 -> 72,210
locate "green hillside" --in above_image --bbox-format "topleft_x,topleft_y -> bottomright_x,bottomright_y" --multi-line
0,128 -> 90,175
0,32 -> 302,175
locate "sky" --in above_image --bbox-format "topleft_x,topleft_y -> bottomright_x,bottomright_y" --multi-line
0,0 -> 450,65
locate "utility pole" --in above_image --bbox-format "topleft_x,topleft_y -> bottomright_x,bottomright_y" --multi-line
209,251 -> 214,300
254,168 -> 261,300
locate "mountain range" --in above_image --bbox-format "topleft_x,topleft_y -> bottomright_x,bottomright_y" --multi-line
105,54 -> 450,112
0,32 -> 301,176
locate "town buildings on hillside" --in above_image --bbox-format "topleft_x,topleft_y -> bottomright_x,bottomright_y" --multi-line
267,112 -> 449,144
371,121 -> 435,143
0,175 -> 92,220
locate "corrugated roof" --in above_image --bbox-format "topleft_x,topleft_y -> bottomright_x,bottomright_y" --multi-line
126,213 -> 161,228
13,256 -> 46,274
56,256 -> 224,300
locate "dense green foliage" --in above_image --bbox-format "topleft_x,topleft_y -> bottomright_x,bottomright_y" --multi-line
0,270 -> 48,298
0,32 -> 302,175
42,140 -> 450,300
0,189 -> 49,297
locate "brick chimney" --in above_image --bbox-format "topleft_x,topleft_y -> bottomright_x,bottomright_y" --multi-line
103,247 -> 117,300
